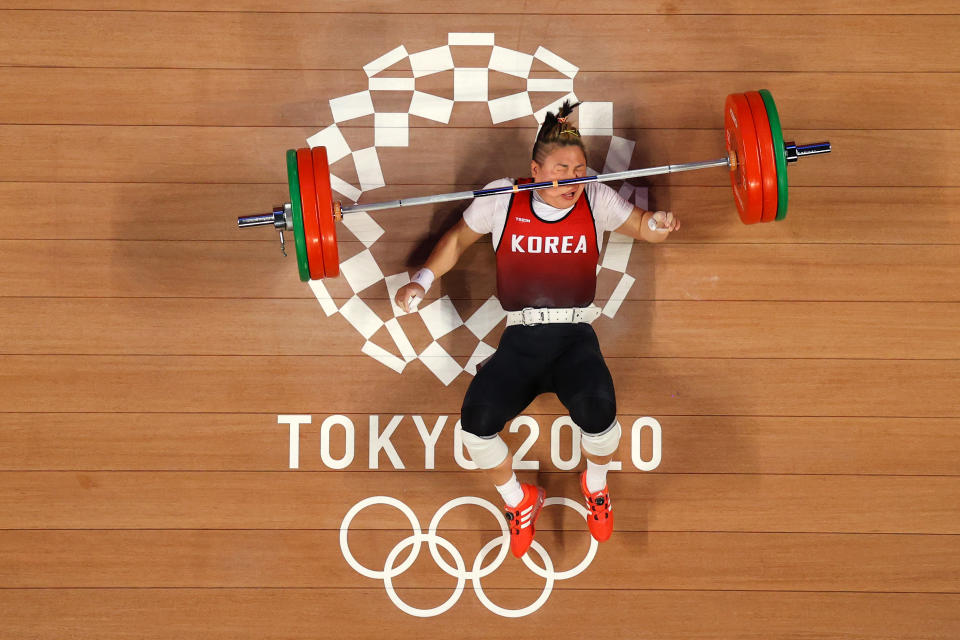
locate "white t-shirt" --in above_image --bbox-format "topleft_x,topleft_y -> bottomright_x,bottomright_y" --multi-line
463,179 -> 635,251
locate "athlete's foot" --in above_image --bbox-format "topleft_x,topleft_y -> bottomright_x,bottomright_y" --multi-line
504,483 -> 546,557
580,471 -> 613,542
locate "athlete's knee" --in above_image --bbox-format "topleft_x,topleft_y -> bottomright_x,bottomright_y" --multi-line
568,393 -> 617,434
460,404 -> 507,439
580,420 -> 622,457
460,431 -> 510,469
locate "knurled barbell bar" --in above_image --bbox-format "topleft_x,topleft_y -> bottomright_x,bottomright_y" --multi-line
238,90 -> 831,282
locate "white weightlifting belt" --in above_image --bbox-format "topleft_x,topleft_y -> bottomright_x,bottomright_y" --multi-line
505,305 -> 602,327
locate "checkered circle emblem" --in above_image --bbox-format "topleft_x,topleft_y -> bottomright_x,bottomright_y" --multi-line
307,34 -> 647,385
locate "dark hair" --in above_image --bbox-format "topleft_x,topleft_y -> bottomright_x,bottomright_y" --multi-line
531,99 -> 586,164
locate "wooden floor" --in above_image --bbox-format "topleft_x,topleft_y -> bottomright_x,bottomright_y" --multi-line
1,2 -> 959,638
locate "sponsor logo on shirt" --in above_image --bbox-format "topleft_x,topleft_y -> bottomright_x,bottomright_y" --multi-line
510,234 -> 588,254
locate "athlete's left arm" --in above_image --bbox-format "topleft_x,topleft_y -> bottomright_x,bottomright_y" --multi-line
614,207 -> 680,244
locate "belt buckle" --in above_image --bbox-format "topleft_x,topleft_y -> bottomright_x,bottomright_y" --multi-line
521,307 -> 547,326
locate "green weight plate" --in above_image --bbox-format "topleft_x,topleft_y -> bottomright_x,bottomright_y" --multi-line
759,89 -> 789,221
286,149 -> 311,282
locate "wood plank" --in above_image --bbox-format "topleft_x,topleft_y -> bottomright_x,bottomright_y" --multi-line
2,530 -> 956,592
0,183 -> 291,241
629,244 -> 960,303
0,126 -> 953,188
1,13 -> 958,72
645,187 -> 960,246
0,471 -> 956,533
1,355 -> 958,417
2,68 -> 957,130
2,413 -> 958,476
0,589 -> 956,640
2,240 -> 958,302
2,1 -> 957,14
3,183 -> 959,246
2,299 -> 958,360
597,301 -> 960,360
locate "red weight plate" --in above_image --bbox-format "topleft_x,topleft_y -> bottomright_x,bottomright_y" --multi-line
296,148 -> 326,280
745,91 -> 779,222
311,146 -> 340,278
724,93 -> 763,224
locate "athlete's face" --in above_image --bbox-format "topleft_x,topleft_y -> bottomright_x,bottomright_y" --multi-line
531,145 -> 588,209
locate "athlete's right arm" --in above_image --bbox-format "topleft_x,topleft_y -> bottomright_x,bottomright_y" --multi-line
395,218 -> 485,312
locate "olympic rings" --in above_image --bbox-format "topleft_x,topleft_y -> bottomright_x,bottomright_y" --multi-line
340,495 -> 600,618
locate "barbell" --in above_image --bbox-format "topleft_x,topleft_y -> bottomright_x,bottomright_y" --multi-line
238,89 -> 831,281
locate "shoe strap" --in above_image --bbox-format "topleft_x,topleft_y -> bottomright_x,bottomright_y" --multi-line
586,489 -> 611,512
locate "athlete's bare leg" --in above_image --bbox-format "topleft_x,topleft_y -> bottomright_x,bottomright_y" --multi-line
484,455 -> 515,486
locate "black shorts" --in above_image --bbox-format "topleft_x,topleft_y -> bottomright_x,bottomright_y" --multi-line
460,322 -> 617,437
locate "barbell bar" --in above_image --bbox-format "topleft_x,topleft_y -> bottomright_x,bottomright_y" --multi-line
238,90 -> 831,282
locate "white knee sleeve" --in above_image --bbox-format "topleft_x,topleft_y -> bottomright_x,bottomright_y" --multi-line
581,420 -> 622,457
461,432 -> 509,469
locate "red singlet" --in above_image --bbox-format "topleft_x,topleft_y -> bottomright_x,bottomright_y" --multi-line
495,179 -> 600,311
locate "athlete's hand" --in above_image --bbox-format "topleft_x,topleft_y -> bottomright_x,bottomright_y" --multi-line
649,210 -> 680,234
395,282 -> 426,312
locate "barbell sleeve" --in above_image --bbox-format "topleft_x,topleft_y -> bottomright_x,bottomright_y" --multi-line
237,206 -> 289,229
237,214 -> 276,228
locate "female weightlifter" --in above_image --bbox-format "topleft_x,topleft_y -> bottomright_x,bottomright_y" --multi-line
394,102 -> 680,558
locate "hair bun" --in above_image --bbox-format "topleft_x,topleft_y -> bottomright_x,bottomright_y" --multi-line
556,99 -> 581,121
536,100 -> 581,140
532,100 -> 586,161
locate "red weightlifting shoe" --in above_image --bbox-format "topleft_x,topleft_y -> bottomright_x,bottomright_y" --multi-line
504,483 -> 545,558
580,471 -> 613,542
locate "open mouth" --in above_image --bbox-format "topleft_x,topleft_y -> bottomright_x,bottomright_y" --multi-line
560,189 -> 577,200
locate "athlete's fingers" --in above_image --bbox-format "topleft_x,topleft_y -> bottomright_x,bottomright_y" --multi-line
663,211 -> 677,230
651,210 -> 674,233
395,287 -> 411,312
395,285 -> 423,313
